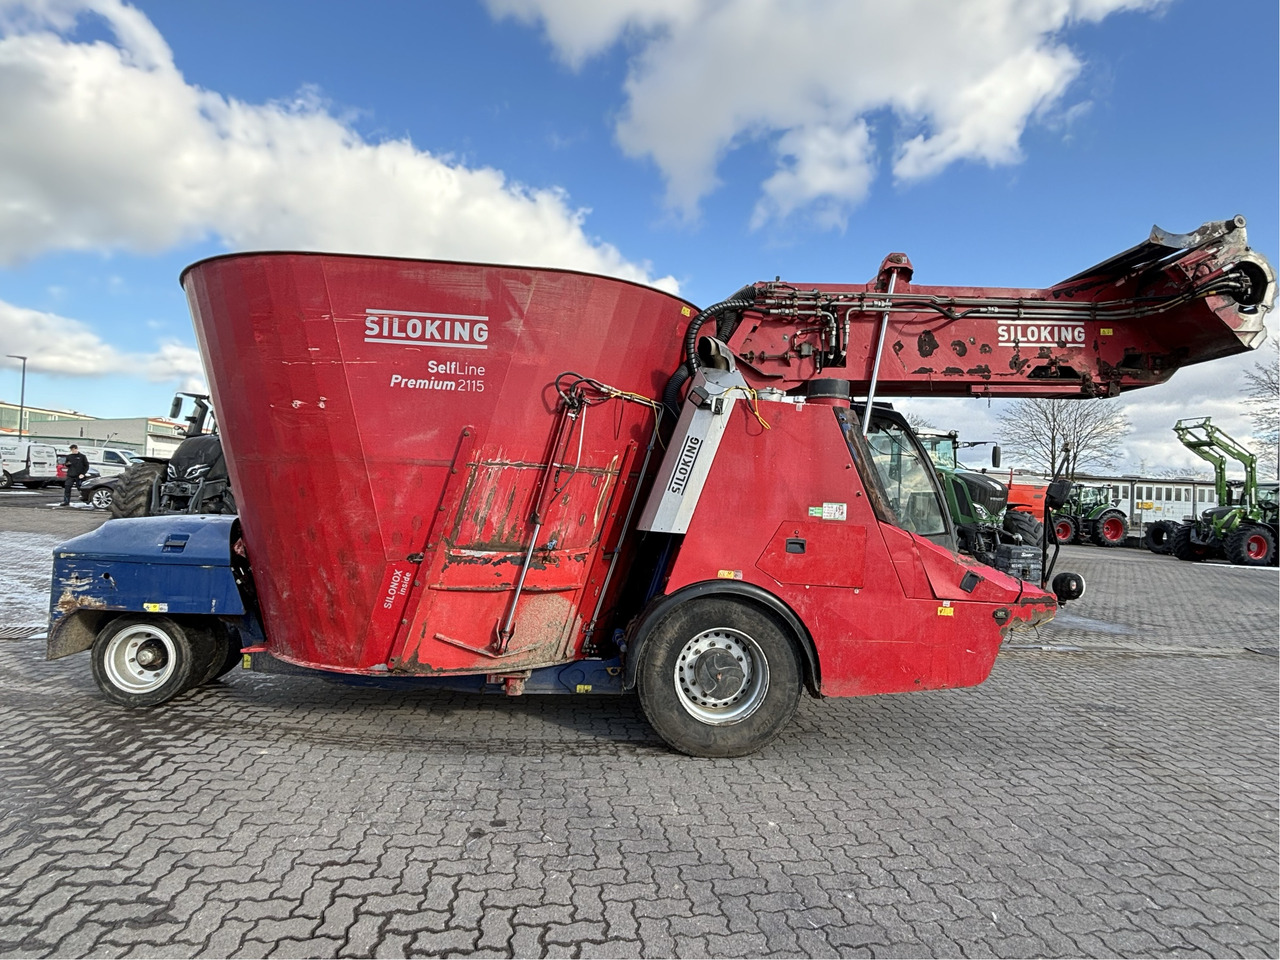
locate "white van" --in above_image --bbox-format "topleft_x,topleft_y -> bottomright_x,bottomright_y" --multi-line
56,445 -> 141,478
0,441 -> 59,488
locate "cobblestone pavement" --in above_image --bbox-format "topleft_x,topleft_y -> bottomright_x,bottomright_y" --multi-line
0,534 -> 1276,958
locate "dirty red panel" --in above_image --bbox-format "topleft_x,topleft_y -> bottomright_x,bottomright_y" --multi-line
184,254 -> 691,673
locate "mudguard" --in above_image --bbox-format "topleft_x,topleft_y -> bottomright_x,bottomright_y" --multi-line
47,515 -> 244,660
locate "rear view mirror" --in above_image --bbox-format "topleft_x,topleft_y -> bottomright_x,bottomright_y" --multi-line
1046,478 -> 1073,510
991,445 -> 1001,469
169,396 -> 183,418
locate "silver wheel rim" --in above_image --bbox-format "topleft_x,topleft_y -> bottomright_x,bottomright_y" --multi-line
103,624 -> 177,693
91,489 -> 112,508
674,626 -> 769,725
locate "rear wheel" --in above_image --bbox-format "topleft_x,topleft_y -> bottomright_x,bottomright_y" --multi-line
1052,516 -> 1077,544
1002,509 -> 1043,545
110,462 -> 165,518
90,616 -> 199,707
88,486 -> 114,509
1170,523 -> 1210,562
1225,525 -> 1276,567
1091,510 -> 1128,547
637,598 -> 802,758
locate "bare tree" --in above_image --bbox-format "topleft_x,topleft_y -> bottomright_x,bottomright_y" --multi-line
1241,340 -> 1279,479
904,411 -> 936,432
995,398 -> 1131,478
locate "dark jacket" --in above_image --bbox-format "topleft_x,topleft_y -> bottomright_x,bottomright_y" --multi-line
64,452 -> 90,480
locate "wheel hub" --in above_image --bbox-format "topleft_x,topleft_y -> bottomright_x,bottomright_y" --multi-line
674,626 -> 769,725
693,648 -> 746,701
134,641 -> 166,669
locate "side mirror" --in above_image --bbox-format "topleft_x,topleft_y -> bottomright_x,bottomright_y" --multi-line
169,396 -> 183,418
1045,478 -> 1073,510
991,445 -> 1001,469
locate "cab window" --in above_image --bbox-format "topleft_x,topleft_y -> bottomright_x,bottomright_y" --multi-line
837,411 -> 947,536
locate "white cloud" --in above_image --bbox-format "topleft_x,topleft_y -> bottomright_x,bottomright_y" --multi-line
751,122 -> 875,231
491,0 -> 1169,224
0,297 -> 205,387
0,0 -> 676,290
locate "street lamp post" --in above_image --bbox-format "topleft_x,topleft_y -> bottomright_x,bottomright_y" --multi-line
5,355 -> 26,437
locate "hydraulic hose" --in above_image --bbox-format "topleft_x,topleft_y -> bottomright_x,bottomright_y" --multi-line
664,286 -> 758,418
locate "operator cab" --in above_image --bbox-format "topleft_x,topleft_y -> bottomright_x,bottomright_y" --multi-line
834,405 -> 956,553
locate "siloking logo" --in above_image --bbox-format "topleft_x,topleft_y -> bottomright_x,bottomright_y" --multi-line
667,435 -> 703,495
364,308 -> 489,350
997,321 -> 1086,348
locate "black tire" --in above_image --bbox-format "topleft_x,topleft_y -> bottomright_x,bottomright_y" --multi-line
1002,509 -> 1043,546
636,598 -> 803,758
1170,523 -> 1210,562
1143,520 -> 1176,554
0,471 -> 11,489
194,621 -> 241,684
110,462 -> 165,518
1225,525 -> 1276,567
212,633 -> 243,679
1051,515 -> 1077,544
1090,510 -> 1128,548
90,616 -> 200,707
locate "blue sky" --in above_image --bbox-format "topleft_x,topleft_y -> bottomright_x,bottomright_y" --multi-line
0,0 -> 1276,475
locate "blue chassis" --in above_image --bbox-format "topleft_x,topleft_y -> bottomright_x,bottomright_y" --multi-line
48,515 -> 625,696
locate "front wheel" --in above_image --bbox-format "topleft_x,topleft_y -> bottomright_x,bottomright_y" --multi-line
1052,516 -> 1077,544
1002,508 -> 1044,546
1170,523 -> 1210,562
90,616 -> 200,707
1091,510 -> 1128,547
110,462 -> 165,519
636,598 -> 802,758
87,486 -> 114,509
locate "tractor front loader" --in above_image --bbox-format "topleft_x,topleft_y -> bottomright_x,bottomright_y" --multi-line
1170,417 -> 1278,565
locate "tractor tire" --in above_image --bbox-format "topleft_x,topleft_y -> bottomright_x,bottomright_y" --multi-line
1051,515 -> 1077,544
636,597 -> 802,758
1143,520 -> 1176,554
109,461 -> 166,519
1090,510 -> 1128,548
1225,524 -> 1276,567
1002,509 -> 1044,546
1170,523 -> 1210,562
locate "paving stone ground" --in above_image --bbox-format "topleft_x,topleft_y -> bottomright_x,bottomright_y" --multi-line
0,525 -> 1276,958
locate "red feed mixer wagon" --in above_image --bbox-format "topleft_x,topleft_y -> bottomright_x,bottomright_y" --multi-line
48,217 -> 1273,756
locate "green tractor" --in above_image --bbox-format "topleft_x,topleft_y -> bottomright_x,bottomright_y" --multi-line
1050,483 -> 1130,548
919,431 -> 1044,580
1169,417 -> 1278,566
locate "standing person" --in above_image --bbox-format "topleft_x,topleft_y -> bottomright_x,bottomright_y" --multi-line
62,444 -> 89,506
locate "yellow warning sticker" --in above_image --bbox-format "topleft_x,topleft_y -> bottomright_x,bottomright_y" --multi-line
1100,327 -> 1113,336
717,569 -> 744,580
681,306 -> 692,316
937,606 -> 955,617
143,602 -> 168,613
575,684 -> 592,693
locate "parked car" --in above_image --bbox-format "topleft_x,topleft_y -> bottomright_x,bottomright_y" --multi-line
77,473 -> 116,509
